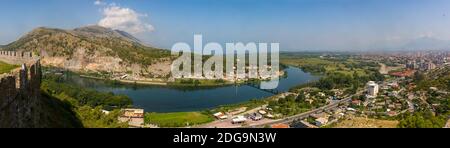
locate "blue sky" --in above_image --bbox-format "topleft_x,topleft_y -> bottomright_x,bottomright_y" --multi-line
1,0 -> 450,51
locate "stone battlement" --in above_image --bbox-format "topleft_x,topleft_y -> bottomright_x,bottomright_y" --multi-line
0,59 -> 42,107
0,50 -> 38,65
0,59 -> 42,127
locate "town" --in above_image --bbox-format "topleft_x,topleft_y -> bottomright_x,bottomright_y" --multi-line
1,0 -> 449,129
28,50 -> 450,128
168,51 -> 450,128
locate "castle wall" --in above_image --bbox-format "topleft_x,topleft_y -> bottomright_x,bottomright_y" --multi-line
0,59 -> 42,128
0,75 -> 17,110
0,51 -> 37,65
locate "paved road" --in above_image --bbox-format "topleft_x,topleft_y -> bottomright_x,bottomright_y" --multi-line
245,97 -> 352,128
244,89 -> 365,128
196,91 -> 356,128
196,105 -> 269,128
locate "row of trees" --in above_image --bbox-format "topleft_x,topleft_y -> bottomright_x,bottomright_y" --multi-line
269,91 -> 328,116
313,69 -> 384,92
41,76 -> 132,108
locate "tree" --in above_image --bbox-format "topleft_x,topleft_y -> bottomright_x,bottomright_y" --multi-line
413,71 -> 425,83
398,112 -> 447,128
76,106 -> 128,128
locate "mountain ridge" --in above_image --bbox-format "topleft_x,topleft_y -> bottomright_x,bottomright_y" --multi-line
1,26 -> 173,78
72,25 -> 143,43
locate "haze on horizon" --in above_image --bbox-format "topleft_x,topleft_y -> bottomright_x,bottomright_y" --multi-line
1,0 -> 450,52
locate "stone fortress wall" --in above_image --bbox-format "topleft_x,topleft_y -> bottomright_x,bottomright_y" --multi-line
0,50 -> 38,65
0,51 -> 42,127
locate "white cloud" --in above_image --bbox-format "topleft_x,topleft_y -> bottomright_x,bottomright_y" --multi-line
97,3 -> 154,34
94,0 -> 105,6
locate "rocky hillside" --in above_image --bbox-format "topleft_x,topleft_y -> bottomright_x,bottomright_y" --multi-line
1,26 -> 173,78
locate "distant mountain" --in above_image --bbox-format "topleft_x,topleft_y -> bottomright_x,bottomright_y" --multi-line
401,37 -> 450,51
114,29 -> 142,43
73,25 -> 142,43
1,26 -> 173,77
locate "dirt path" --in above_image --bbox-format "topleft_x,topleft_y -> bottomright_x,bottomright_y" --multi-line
379,63 -> 388,74
379,63 -> 404,75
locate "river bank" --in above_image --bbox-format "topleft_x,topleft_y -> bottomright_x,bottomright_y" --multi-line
79,74 -> 244,87
79,75 -> 168,86
78,70 -> 286,87
56,67 -> 318,127
63,67 -> 318,113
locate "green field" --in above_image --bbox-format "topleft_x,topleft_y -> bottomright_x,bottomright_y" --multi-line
281,56 -> 374,77
0,61 -> 18,74
145,112 -> 214,127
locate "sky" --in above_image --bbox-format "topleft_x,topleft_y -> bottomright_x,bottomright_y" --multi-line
1,0 -> 450,51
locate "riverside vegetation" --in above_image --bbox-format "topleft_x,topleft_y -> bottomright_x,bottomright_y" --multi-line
41,74 -> 132,128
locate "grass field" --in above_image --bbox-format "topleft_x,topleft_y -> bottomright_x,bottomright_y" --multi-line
0,61 -> 18,74
145,112 -> 214,127
281,57 -> 334,67
211,98 -> 268,113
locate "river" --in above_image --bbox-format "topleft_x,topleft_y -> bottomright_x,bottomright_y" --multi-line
64,67 -> 319,112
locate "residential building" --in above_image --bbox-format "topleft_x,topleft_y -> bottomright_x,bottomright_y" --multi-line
426,61 -> 436,71
213,112 -> 228,120
315,117 -> 328,127
232,116 -> 247,124
118,108 -> 145,127
367,81 -> 379,97
271,123 -> 290,128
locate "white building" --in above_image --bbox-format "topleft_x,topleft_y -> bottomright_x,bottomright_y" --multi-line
232,116 -> 247,124
367,81 -> 379,97
426,62 -> 436,71
315,117 -> 329,127
213,112 -> 228,120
